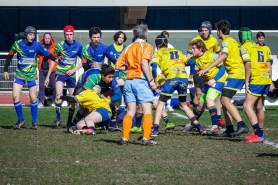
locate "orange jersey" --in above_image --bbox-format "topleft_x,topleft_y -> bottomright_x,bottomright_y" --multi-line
116,39 -> 153,80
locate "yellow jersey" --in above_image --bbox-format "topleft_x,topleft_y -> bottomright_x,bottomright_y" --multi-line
221,36 -> 245,79
255,43 -> 273,63
240,41 -> 272,85
192,52 -> 226,83
75,89 -> 111,113
151,47 -> 189,80
188,35 -> 220,54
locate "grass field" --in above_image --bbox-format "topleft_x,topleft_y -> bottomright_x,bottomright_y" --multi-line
0,106 -> 278,185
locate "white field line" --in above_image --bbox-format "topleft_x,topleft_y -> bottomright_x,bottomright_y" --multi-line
264,140 -> 278,149
171,113 -> 189,119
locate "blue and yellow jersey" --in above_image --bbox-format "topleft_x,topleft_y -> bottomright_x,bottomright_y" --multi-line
75,89 -> 111,113
107,43 -> 127,79
221,36 -> 245,79
255,43 -> 273,64
81,42 -> 108,66
9,39 -> 51,81
54,40 -> 82,76
188,35 -> 220,55
151,47 -> 189,80
240,41 -> 272,85
192,52 -> 226,83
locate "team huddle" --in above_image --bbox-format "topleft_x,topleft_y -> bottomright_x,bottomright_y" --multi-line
3,19 -> 275,145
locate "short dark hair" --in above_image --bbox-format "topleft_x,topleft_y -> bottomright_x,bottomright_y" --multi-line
256,31 -> 265,39
161,30 -> 169,38
113,31 -> 127,42
155,34 -> 168,48
189,39 -> 207,53
43,32 -> 52,38
101,64 -> 115,76
215,20 -> 231,35
89,27 -> 102,38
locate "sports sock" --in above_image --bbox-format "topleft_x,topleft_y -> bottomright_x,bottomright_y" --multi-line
72,111 -> 84,125
217,115 -> 221,120
67,107 -> 75,126
193,107 -> 204,120
252,124 -> 263,137
135,112 -> 143,127
260,128 -> 264,136
123,114 -> 133,140
208,106 -> 218,126
163,116 -> 169,124
30,100 -> 38,123
194,123 -> 202,131
237,120 -> 247,128
14,101 -> 24,122
143,114 -> 152,140
152,124 -> 160,132
55,99 -> 63,120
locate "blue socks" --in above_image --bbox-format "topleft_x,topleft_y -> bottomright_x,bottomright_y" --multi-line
55,99 -> 63,120
208,106 -> 218,126
67,107 -> 75,125
72,111 -> 84,125
152,124 -> 160,132
30,101 -> 38,124
237,121 -> 247,128
14,101 -> 24,122
135,112 -> 143,127
252,123 -> 263,137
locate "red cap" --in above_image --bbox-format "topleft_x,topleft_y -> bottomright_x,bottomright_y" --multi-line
64,25 -> 74,33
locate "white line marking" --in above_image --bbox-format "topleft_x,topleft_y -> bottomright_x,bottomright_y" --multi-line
264,140 -> 278,149
171,113 -> 189,119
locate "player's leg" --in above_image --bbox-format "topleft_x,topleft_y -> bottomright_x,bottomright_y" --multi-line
130,104 -> 143,133
206,88 -> 221,135
28,81 -> 39,130
66,76 -> 77,129
53,77 -> 65,127
12,79 -> 25,129
38,69 -> 45,108
152,96 -> 167,136
49,72 -> 56,105
215,96 -> 225,127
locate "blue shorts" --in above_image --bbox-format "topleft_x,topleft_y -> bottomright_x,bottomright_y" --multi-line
224,78 -> 244,91
94,108 -> 111,127
14,78 -> 38,87
161,78 -> 188,97
124,78 -> 153,104
203,82 -> 225,94
248,84 -> 270,97
56,75 -> 76,88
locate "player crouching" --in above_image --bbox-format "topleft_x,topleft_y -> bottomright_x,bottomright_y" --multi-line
60,85 -> 111,135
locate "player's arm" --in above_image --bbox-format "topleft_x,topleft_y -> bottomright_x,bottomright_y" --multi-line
198,54 -> 227,76
116,49 -> 128,71
106,47 -> 117,65
240,47 -> 251,93
110,79 -> 122,102
83,74 -> 101,89
3,42 -> 18,80
142,59 -> 157,90
213,65 -> 225,81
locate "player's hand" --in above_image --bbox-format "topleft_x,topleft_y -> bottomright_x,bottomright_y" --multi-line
198,69 -> 207,76
269,83 -> 275,92
44,77 -> 50,87
66,69 -> 75,76
3,72 -> 9,81
149,81 -> 158,92
208,79 -> 216,86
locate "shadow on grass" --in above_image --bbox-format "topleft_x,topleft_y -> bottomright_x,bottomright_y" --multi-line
206,136 -> 243,142
0,125 -> 13,129
256,153 -> 278,158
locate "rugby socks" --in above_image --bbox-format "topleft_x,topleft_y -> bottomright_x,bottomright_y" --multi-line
143,114 -> 153,140
208,106 -> 218,126
30,101 -> 38,124
123,114 -> 133,140
14,101 -> 24,122
252,123 -> 263,137
135,112 -> 143,127
237,120 -> 247,128
217,115 -> 222,120
72,111 -> 84,125
152,124 -> 160,132
194,123 -> 203,131
67,107 -> 75,126
163,116 -> 169,124
55,99 -> 62,120
193,107 -> 204,121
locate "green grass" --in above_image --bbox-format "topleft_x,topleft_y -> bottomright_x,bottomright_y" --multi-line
0,106 -> 278,185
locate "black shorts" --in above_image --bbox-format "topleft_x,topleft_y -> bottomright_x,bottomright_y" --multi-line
221,88 -> 237,99
193,70 -> 205,87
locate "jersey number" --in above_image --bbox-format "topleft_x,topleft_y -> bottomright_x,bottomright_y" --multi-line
257,51 -> 264,62
170,51 -> 179,60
